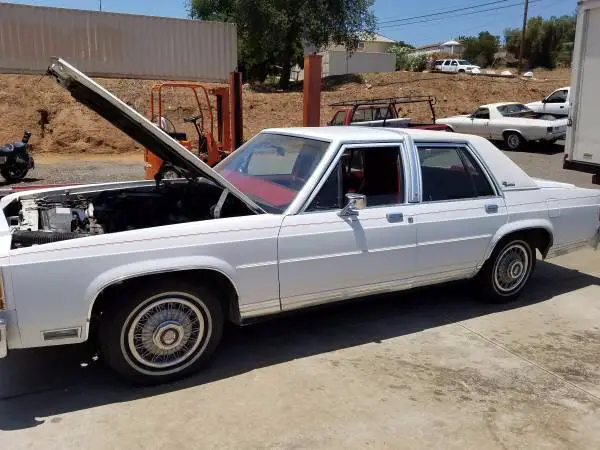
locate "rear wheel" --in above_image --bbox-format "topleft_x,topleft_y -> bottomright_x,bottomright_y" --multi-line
504,132 -> 523,151
1,166 -> 29,182
99,280 -> 224,384
475,238 -> 536,303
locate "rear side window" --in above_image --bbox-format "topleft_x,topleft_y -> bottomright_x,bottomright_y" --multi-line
352,108 -> 374,123
418,145 -> 495,202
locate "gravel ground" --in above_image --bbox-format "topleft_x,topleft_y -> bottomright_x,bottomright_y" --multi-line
5,142 -> 597,190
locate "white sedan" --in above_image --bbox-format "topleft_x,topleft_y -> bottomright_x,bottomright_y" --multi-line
0,59 -> 599,384
437,102 -> 568,150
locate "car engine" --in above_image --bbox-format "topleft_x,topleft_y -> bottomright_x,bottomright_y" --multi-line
5,181 -> 254,249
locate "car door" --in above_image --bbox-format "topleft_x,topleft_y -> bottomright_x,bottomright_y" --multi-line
413,143 -> 507,280
442,60 -> 452,72
450,60 -> 459,72
543,89 -> 569,116
465,107 -> 490,137
277,143 -> 420,311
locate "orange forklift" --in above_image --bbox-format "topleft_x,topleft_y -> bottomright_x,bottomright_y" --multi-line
144,74 -> 243,179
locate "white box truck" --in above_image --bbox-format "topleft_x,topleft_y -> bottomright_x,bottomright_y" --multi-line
564,0 -> 600,185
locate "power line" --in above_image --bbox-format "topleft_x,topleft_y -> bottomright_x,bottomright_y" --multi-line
378,0 -> 517,25
378,0 -> 544,30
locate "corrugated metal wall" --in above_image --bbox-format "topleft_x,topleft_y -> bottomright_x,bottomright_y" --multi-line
0,3 -> 237,82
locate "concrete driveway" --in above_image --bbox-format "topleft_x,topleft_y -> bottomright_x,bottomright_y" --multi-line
1,249 -> 599,449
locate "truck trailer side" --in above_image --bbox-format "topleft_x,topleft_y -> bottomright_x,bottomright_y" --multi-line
564,0 -> 600,185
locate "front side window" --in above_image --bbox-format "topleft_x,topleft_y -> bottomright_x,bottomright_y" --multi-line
307,146 -> 404,211
331,111 -> 346,126
418,145 -> 495,202
471,108 -> 490,119
546,89 -> 568,103
216,133 -> 329,213
451,60 -> 458,66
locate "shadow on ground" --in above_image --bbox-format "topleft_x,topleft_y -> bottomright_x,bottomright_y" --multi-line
500,141 -> 565,155
0,260 -> 597,430
0,177 -> 43,187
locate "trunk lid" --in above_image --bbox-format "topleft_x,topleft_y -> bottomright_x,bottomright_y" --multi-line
47,58 -> 264,213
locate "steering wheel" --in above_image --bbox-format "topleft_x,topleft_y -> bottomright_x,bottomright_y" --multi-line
152,115 -> 176,134
184,115 -> 201,124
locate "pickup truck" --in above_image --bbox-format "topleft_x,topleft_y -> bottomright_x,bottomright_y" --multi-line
436,102 -> 568,150
526,87 -> 570,118
434,59 -> 480,74
328,96 -> 451,131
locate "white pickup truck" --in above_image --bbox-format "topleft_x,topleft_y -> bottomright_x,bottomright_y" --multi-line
434,59 -> 480,73
436,102 -> 568,150
526,87 -> 570,118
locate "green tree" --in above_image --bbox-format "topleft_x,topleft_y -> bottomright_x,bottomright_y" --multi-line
504,14 -> 576,68
189,0 -> 376,88
459,31 -> 499,67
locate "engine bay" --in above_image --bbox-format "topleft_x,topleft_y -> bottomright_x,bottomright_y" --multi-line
4,180 -> 254,249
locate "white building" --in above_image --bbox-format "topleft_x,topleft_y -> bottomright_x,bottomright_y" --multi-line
293,33 -> 397,80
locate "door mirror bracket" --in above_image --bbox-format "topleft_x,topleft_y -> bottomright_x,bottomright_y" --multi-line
339,193 -> 367,217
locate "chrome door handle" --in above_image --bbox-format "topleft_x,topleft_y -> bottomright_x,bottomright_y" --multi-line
386,212 -> 404,223
485,204 -> 499,214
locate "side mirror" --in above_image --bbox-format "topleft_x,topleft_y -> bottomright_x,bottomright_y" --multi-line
339,193 -> 367,217
542,98 -> 548,104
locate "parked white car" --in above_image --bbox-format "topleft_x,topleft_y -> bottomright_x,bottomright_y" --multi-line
436,102 -> 568,150
0,59 -> 598,384
434,59 -> 480,73
526,86 -> 570,118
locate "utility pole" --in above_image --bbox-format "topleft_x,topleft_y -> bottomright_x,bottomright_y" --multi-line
99,0 -> 102,11
518,0 -> 529,72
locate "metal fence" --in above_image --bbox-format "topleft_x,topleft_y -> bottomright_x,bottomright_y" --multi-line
0,3 -> 237,82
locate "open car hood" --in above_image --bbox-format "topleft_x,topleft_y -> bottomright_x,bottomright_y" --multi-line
47,58 -> 264,213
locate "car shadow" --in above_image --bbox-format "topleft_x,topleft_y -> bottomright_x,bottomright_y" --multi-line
0,260 -> 598,430
499,141 -> 565,155
0,177 -> 44,187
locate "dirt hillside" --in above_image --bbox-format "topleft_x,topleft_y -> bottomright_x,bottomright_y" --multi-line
0,69 -> 569,154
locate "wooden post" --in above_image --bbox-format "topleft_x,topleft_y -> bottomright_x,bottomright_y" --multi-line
303,54 -> 322,127
518,0 -> 529,73
229,71 -> 243,148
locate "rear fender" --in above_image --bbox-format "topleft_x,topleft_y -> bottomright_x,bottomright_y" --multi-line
481,219 -> 554,264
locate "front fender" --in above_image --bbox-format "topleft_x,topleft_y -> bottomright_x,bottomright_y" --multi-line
482,219 -> 554,263
83,256 -> 237,337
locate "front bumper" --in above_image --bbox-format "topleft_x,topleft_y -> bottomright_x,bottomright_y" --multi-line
0,318 -> 6,358
544,132 -> 566,141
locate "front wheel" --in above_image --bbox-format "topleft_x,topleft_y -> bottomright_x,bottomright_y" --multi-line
99,281 -> 224,384
475,238 -> 536,303
504,132 -> 523,151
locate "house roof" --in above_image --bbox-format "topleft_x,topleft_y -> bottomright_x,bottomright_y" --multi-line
358,32 -> 396,43
414,42 -> 443,51
415,40 -> 464,50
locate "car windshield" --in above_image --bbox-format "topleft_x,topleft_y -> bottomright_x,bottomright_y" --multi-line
497,103 -> 534,117
215,133 -> 330,213
458,60 -> 470,65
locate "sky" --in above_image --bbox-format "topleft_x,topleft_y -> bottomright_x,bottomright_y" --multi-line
4,0 -> 576,46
